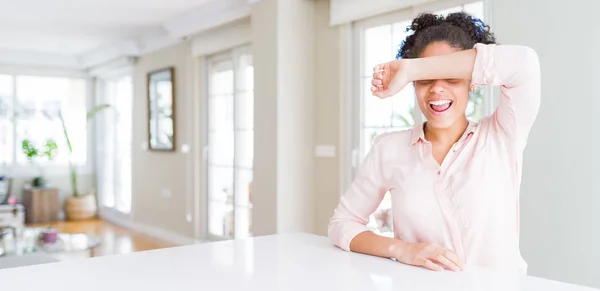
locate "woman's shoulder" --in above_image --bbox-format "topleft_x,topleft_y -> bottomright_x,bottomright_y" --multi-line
372,128 -> 415,149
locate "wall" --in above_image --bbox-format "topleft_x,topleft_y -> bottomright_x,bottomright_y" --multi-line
190,17 -> 252,57
126,0 -> 326,241
491,0 -> 600,288
250,0 -> 278,236
249,0 -> 346,238
313,0 -> 346,236
329,0 -> 431,25
275,0 -> 316,234
131,42 -> 196,239
251,0 -> 317,235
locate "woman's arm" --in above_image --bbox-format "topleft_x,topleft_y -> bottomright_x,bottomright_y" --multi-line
349,231 -> 405,258
407,48 -> 477,81
370,49 -> 476,99
328,134 -> 463,272
372,43 -> 541,149
471,43 -> 541,150
327,134 -> 389,252
350,231 -> 463,272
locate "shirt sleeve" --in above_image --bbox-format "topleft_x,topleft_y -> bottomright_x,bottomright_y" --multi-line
327,134 -> 390,251
471,43 -> 542,151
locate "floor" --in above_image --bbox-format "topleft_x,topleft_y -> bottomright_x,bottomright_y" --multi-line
27,218 -> 175,258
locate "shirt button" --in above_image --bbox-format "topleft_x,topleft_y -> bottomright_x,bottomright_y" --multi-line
437,170 -> 441,175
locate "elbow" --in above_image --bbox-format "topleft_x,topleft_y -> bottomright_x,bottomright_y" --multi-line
523,46 -> 539,60
327,213 -> 351,251
504,45 -> 541,84
327,216 -> 341,247
327,214 -> 367,252
520,46 -> 541,74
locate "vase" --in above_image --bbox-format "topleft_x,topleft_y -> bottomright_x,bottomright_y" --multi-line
40,229 -> 58,244
65,193 -> 97,220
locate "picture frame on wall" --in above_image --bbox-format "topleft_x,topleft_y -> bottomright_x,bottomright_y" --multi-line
147,67 -> 176,152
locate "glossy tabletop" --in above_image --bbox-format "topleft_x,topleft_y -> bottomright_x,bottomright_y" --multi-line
0,232 -> 596,290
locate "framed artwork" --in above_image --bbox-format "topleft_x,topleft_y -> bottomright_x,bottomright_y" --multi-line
147,67 -> 175,151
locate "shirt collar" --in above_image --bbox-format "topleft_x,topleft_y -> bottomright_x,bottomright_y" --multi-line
410,120 -> 478,146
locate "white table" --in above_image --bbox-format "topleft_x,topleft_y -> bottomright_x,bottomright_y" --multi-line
0,233 -> 596,290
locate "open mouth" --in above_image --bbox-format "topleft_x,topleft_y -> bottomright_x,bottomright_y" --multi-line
429,100 -> 452,113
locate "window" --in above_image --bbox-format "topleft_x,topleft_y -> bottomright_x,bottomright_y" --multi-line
97,76 -> 133,214
0,76 -> 13,166
0,74 -> 88,168
352,1 -> 490,237
206,46 -> 254,240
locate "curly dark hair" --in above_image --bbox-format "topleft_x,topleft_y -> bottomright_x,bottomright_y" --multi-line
397,12 -> 497,59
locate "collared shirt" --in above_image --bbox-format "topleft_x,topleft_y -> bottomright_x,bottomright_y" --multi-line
328,43 -> 541,274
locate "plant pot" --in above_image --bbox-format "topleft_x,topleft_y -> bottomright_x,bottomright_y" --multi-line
40,228 -> 59,244
65,194 -> 97,221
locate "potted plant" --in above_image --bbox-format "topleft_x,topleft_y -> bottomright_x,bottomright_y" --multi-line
20,138 -> 58,188
59,104 -> 110,220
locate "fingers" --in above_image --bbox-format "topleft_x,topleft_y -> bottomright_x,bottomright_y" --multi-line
371,85 -> 387,99
433,253 -> 462,272
372,71 -> 383,80
371,73 -> 384,94
416,245 -> 463,272
373,64 -> 384,73
371,66 -> 386,96
442,249 -> 464,270
371,78 -> 384,96
423,259 -> 444,272
372,90 -> 391,99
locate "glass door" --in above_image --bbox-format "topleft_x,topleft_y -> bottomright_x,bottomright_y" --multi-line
206,46 -> 254,240
97,75 -> 133,214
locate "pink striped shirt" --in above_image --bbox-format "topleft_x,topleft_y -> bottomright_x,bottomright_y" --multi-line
328,43 -> 541,274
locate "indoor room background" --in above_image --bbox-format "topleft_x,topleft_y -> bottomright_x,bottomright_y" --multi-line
0,0 -> 598,289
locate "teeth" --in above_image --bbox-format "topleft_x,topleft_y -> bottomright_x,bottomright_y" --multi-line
429,100 -> 451,105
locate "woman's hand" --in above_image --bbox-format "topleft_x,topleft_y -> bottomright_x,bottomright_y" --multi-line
371,59 -> 412,99
392,242 -> 464,272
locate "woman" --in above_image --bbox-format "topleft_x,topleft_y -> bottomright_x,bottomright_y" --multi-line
328,12 -> 541,274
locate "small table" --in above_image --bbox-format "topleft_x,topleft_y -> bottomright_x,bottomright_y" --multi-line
1,227 -> 101,264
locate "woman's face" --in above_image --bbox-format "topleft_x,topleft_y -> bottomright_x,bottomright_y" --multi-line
414,41 -> 470,129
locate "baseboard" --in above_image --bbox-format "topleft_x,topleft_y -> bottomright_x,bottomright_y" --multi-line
99,208 -> 196,246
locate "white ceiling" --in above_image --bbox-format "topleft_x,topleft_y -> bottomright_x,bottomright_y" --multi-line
0,0 -> 219,55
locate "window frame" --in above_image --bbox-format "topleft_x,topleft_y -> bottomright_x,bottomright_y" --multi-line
0,71 -> 94,178
202,43 -> 254,242
95,72 -> 134,218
